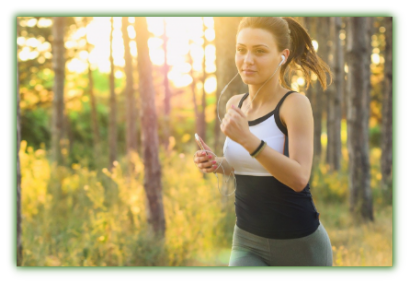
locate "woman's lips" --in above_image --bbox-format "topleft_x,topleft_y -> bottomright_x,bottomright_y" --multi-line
243,70 -> 256,75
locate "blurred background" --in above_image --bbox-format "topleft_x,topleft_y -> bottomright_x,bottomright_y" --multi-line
16,16 -> 392,266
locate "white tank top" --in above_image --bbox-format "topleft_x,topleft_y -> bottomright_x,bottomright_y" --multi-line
223,91 -> 296,176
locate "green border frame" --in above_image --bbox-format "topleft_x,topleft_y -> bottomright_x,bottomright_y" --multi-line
4,0 -> 408,282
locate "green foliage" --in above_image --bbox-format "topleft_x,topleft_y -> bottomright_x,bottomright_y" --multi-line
19,138 -> 392,266
312,158 -> 349,204
369,124 -> 382,148
312,146 -> 391,207
20,141 -> 233,266
18,17 -> 77,89
206,95 -> 216,105
20,108 -> 51,150
92,69 -> 111,95
159,111 -> 196,153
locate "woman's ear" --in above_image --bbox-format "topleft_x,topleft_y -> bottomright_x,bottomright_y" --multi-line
281,55 -> 286,64
282,49 -> 290,63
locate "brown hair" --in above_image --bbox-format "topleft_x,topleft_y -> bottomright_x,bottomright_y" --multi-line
237,17 -> 332,90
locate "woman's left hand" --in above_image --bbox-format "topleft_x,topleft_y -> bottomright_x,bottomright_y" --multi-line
220,104 -> 252,146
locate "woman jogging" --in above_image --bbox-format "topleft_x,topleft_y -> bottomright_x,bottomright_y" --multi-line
194,17 -> 333,266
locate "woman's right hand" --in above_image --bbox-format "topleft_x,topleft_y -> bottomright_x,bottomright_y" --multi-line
194,137 -> 219,173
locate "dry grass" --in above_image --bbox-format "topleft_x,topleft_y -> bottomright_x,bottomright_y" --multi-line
320,202 -> 392,266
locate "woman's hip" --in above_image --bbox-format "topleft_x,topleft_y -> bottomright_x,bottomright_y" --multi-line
231,221 -> 333,266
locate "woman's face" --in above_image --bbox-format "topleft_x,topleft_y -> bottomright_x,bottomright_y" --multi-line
235,27 -> 283,85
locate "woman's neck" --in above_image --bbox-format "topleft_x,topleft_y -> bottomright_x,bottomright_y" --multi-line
246,80 -> 288,110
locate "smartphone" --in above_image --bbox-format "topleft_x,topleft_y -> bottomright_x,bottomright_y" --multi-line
195,133 -> 209,156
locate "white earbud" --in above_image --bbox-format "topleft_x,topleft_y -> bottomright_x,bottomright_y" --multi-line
280,55 -> 286,65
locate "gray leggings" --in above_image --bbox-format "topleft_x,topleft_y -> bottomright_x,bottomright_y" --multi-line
229,221 -> 333,266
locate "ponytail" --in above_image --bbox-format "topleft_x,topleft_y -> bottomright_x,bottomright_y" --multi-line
282,17 -> 332,90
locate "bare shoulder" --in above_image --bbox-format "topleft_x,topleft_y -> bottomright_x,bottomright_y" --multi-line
280,92 -> 312,128
226,93 -> 247,111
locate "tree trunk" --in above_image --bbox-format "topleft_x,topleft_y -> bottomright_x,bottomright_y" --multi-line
326,17 -> 335,170
334,17 -> 344,169
51,17 -> 66,166
313,17 -> 326,163
122,17 -> 138,174
162,19 -> 171,154
341,17 -> 348,120
381,17 -> 393,202
200,17 -> 207,148
109,17 -> 117,171
366,17 -> 374,113
135,17 -> 166,239
365,17 -> 374,144
317,17 -> 330,167
84,17 -> 101,164
17,18 -> 23,265
214,17 -> 247,156
188,39 -> 208,176
188,40 -> 201,145
345,17 -> 374,222
326,17 -> 343,172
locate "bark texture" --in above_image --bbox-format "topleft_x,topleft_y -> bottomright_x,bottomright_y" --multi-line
109,17 -> 117,171
122,17 -> 138,172
84,17 -> 101,163
17,19 -> 23,264
162,19 -> 171,153
135,17 -> 166,239
381,17 -> 393,202
326,17 -> 343,172
51,17 -> 66,166
346,17 -> 374,222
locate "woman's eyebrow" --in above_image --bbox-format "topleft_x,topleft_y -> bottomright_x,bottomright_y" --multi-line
237,43 -> 269,48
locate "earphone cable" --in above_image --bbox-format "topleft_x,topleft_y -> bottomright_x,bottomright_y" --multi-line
200,56 -> 284,197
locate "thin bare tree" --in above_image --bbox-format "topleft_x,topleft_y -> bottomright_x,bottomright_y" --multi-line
51,17 -> 66,166
366,17 -> 374,113
326,17 -> 343,172
122,17 -> 138,174
345,17 -> 374,222
134,17 -> 166,239
83,17 -> 101,164
199,17 -> 207,147
109,17 -> 117,171
187,38 -> 208,180
17,18 -> 22,266
187,38 -> 200,144
162,18 -> 171,153
314,17 -> 328,164
381,17 -> 393,202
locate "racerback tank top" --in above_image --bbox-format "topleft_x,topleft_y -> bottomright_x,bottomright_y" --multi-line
223,90 -> 320,239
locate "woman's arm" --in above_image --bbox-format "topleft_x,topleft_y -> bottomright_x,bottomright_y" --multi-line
240,93 -> 314,193
212,93 -> 242,176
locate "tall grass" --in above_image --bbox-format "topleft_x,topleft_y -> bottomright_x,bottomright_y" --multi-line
19,139 -> 392,266
20,140 -> 234,266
